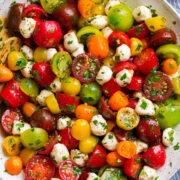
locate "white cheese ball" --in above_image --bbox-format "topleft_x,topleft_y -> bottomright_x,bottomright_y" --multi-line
96,66 -> 113,85
57,116 -> 72,130
46,48 -> 57,61
36,90 -> 53,106
115,69 -> 134,87
87,173 -> 100,180
102,132 -> 118,151
90,15 -> 108,29
12,121 -> 31,135
50,77 -> 61,93
139,166 -> 156,180
132,139 -> 148,154
114,44 -> 131,62
19,17 -> 36,38
72,43 -> 85,57
101,26 -> 113,39
64,31 -> 79,53
90,114 -> 107,136
21,61 -> 34,78
135,97 -> 155,116
133,6 -> 152,22
105,0 -> 121,15
70,149 -> 89,167
162,128 -> 176,146
20,45 -> 34,60
50,143 -> 69,166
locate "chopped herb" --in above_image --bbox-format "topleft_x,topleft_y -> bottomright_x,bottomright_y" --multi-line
73,156 -> 80,159
166,27 -> 170,32
135,157 -> 142,163
51,155 -> 57,164
169,162 -> 172,167
150,125 -> 155,131
98,153 -> 106,161
173,21 -> 176,25
151,67 -> 157,74
137,11 -> 141,16
10,1 -> 16,7
62,156 -> 67,161
31,128 -> 35,132
155,176 -> 159,180
67,40 -> 73,44
140,101 -> 147,110
10,40 -> 15,45
48,29 -> 54,33
169,63 -> 175,69
115,55 -> 120,63
56,135 -> 62,142
161,17 -> 166,22
150,25 -> 155,30
33,70 -> 40,81
135,27 -> 142,36
108,133 -> 113,139
74,96 -> 79,102
104,88 -> 109,94
93,120 -> 98,125
100,122 -> 107,130
8,138 -> 15,145
16,58 -> 27,68
120,73 -> 127,80
135,43 -> 142,51
151,90 -> 159,97
83,69 -> 92,78
72,166 -> 83,175
72,16 -> 77,23
173,143 -> 180,150
151,9 -> 158,17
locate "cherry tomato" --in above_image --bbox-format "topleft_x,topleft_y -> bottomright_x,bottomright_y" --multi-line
143,71 -> 173,101
1,80 -> 29,108
0,64 -> 13,83
32,62 -> 56,87
33,21 -> 62,48
30,109 -> 56,133
101,78 -> 121,97
59,160 -> 81,180
25,155 -> 55,180
1,108 -> 22,134
108,31 -> 130,47
87,145 -> 107,168
136,117 -> 162,145
142,145 -> 166,169
162,58 -> 179,75
22,4 -> 48,19
126,76 -> 143,91
127,22 -> 150,39
123,155 -> 143,179
59,128 -> 79,150
127,99 -> 138,109
133,48 -> 159,74
130,37 -> 143,56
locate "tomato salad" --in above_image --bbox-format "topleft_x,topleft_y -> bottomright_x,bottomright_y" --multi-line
1,0 -> 180,180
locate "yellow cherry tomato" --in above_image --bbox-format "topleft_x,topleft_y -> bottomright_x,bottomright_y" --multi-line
61,77 -> 81,96
116,107 -> 140,130
91,0 -> 102,3
71,119 -> 91,140
46,94 -> 61,114
130,38 -> 143,56
3,136 -> 21,156
20,148 -> 37,166
94,4 -> 105,15
79,135 -> 98,154
8,51 -> 27,71
102,56 -> 116,70
145,16 -> 166,32
34,47 -> 47,62
172,77 -> 180,95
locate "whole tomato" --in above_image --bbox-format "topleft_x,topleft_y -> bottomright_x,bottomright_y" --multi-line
33,20 -> 62,48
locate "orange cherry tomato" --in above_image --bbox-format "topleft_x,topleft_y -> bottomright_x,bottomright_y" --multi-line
106,151 -> 125,167
162,58 -> 179,75
22,102 -> 37,117
75,104 -> 98,123
0,64 -> 13,82
87,35 -> 109,59
117,141 -> 137,159
106,120 -> 116,134
5,156 -> 23,175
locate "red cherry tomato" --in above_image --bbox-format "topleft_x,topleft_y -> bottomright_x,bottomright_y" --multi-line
32,62 -> 56,87
136,117 -> 161,145
25,155 -> 55,180
133,48 -> 159,74
59,128 -> 79,150
127,99 -> 137,109
142,145 -> 166,169
1,80 -> 29,108
126,76 -> 143,91
22,36 -> 35,48
87,144 -> 107,168
1,108 -> 23,134
108,31 -> 131,47
123,155 -> 143,179
57,93 -> 80,114
98,96 -> 116,120
127,23 -> 150,39
79,167 -> 91,180
59,160 -> 81,180
33,21 -> 62,48
56,44 -> 67,52
22,4 -> 48,19
101,78 -> 121,97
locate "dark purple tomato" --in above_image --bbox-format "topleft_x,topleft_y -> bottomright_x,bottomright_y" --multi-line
30,109 -> 56,133
53,3 -> 79,32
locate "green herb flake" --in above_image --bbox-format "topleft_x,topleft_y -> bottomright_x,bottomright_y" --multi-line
140,101 -> 147,110
10,1 -> 16,7
120,73 -> 127,80
16,58 -> 27,68
173,143 -> 180,150
8,138 -> 15,145
135,43 -> 142,51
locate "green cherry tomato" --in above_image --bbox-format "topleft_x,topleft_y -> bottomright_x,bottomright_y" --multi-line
155,106 -> 180,129
80,82 -> 102,105
51,51 -> 72,79
19,78 -> 39,97
20,128 -> 48,150
107,4 -> 134,32
156,95 -> 180,107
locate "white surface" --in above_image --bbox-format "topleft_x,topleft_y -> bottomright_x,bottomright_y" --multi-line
0,0 -> 180,180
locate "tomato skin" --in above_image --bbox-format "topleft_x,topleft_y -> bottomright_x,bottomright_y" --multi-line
33,21 -> 62,48
142,145 -> 166,169
22,36 -> 35,48
87,145 -> 107,168
1,80 -> 29,108
59,128 -> 79,150
79,167 -> 91,180
126,76 -> 143,91
123,155 -> 143,179
127,99 -> 137,109
32,62 -> 56,87
127,23 -> 150,39
133,48 -> 159,74
108,31 -> 131,47
101,78 -> 121,97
